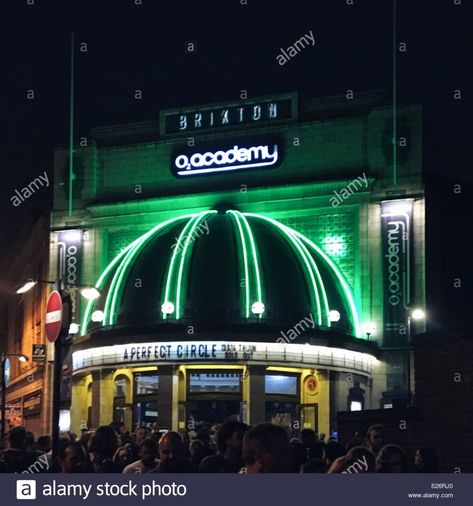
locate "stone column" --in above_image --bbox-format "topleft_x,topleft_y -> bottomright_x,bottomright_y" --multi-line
247,365 -> 266,426
70,375 -> 89,434
90,369 -> 114,428
157,365 -> 177,430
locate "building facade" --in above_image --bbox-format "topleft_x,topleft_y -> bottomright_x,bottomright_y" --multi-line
0,216 -> 51,438
49,91 -> 425,436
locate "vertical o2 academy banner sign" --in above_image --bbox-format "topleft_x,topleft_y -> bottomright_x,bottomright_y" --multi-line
381,199 -> 413,345
57,230 -> 83,331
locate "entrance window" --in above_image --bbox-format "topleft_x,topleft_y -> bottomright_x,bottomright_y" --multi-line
114,375 -> 131,424
189,372 -> 241,393
265,373 -> 299,437
134,372 -> 158,428
265,374 -> 298,395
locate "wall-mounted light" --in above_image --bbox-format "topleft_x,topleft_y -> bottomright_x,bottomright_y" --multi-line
251,301 -> 265,315
161,301 -> 175,315
410,308 -> 425,321
328,310 -> 341,322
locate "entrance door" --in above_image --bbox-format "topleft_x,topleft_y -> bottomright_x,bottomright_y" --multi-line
300,403 -> 318,432
187,398 -> 241,425
186,370 -> 242,426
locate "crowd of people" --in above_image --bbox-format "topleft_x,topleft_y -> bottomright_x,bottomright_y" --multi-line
0,421 -> 439,474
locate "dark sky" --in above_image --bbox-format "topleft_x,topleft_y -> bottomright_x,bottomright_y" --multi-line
1,0 -> 472,326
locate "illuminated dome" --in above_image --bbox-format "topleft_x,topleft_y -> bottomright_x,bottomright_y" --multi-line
83,210 -> 360,337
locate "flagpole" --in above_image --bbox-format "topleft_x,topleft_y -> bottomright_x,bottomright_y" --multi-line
68,32 -> 75,216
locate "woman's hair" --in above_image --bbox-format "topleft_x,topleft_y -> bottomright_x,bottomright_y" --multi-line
376,444 -> 409,473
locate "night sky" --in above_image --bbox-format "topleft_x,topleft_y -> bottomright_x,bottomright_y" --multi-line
1,0 -> 472,327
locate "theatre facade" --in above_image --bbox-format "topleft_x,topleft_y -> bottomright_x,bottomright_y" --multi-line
50,91 -> 425,436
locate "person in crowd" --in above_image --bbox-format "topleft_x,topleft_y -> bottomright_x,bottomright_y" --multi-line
289,439 -> 307,472
25,431 -> 42,458
365,424 -> 386,456
300,458 -> 327,473
414,446 -> 439,473
346,430 -> 365,450
113,445 -> 133,470
134,426 -> 150,446
123,438 -> 159,473
189,439 -> 207,467
36,435 -> 51,454
154,431 -> 196,473
194,428 -> 214,460
88,425 -> 121,473
1,426 -> 37,473
242,423 -> 292,473
376,444 -> 409,473
199,419 -> 248,473
58,442 -> 88,473
324,441 -> 347,469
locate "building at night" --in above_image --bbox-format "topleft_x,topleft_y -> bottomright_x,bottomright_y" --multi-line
48,91 -> 425,436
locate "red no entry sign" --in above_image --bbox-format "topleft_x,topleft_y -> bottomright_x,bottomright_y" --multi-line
45,291 -> 63,343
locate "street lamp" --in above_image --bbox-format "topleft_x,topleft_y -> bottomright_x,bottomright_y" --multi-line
16,279 -> 100,300
1,353 -> 29,439
406,307 -> 426,407
361,322 -> 376,340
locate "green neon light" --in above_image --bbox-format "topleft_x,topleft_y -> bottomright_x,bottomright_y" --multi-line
244,213 -> 321,326
106,215 -> 193,325
296,232 -> 361,337
163,214 -> 201,320
291,232 -> 329,326
82,238 -> 139,332
237,212 -> 263,304
175,211 -> 216,319
227,211 -> 251,318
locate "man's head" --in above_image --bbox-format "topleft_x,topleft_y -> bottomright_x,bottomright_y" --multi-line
300,428 -> 316,447
135,426 -> 149,444
242,423 -> 291,473
37,435 -> 51,453
216,419 -> 248,456
58,442 -> 86,473
139,438 -> 158,467
8,426 -> 27,450
366,424 -> 386,453
158,431 -> 186,470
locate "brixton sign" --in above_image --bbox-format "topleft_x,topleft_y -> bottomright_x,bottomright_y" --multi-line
173,144 -> 280,177
45,290 -> 63,343
162,96 -> 295,135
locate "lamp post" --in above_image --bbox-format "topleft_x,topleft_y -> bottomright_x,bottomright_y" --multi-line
15,278 -> 100,459
1,353 -> 29,440
406,308 -> 426,407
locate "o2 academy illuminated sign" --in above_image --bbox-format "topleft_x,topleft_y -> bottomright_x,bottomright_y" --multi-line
161,94 -> 296,135
173,142 -> 280,177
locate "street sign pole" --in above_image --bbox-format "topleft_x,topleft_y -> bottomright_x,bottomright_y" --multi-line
46,282 -> 71,462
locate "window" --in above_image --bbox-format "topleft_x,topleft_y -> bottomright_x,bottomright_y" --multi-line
135,374 -> 159,395
265,374 -> 298,395
189,372 -> 241,393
